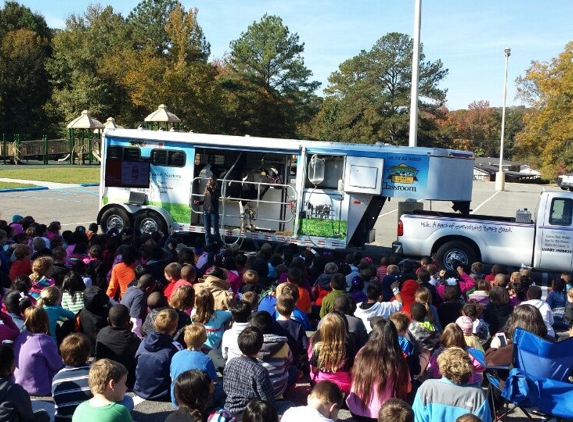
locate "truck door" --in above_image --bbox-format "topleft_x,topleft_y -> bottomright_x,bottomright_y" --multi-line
537,197 -> 573,270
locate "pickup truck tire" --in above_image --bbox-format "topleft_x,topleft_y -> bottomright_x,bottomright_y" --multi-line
436,241 -> 478,271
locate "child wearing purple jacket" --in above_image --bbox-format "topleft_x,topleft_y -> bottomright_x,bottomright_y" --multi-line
13,306 -> 63,396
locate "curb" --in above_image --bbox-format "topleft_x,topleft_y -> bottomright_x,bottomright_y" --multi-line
0,186 -> 48,193
0,183 -> 99,192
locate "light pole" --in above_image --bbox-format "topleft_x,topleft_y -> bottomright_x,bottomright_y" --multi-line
496,47 -> 511,191
408,0 -> 422,147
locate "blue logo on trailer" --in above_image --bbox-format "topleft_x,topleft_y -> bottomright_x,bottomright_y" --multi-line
382,154 -> 429,198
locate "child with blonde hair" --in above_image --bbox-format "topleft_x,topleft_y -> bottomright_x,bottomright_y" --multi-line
134,308 -> 183,400
29,256 -> 55,300
428,323 -> 485,384
309,312 -> 354,395
38,286 -> 75,344
170,324 -> 221,408
71,359 -> 132,422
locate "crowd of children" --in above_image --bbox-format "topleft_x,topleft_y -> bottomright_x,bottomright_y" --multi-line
1,214 -> 573,422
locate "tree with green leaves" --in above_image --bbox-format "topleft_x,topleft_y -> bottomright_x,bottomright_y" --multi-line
308,32 -> 447,145
48,1 -> 218,132
0,1 -> 52,139
221,14 -> 320,138
47,4 -> 131,131
514,42 -> 573,177
126,0 -> 209,60
107,3 -> 220,131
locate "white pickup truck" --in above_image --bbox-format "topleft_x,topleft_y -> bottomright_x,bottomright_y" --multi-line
557,174 -> 573,191
392,191 -> 573,272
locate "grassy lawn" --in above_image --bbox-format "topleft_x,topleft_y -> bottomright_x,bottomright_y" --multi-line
0,166 -> 100,188
0,182 -> 38,189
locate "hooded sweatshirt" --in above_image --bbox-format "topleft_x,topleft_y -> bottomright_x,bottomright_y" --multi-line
194,275 -> 233,310
77,286 -> 110,354
257,334 -> 292,398
354,300 -> 403,333
134,330 -> 182,400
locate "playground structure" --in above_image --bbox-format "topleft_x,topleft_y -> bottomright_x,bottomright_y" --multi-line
1,105 -> 179,165
0,134 -> 101,165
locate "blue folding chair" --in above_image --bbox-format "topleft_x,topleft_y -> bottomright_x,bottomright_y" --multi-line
500,328 -> 573,420
469,348 -> 511,420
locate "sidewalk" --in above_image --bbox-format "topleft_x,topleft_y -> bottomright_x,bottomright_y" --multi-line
0,177 -> 98,191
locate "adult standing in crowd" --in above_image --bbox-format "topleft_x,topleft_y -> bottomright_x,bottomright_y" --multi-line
194,174 -> 221,247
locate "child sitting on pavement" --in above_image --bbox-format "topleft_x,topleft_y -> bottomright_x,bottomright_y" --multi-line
249,311 -> 294,398
71,359 -> 132,422
95,304 -> 141,388
408,302 -> 441,353
170,324 -> 225,409
0,344 -> 50,422
223,327 -> 277,418
221,299 -> 252,363
134,308 -> 183,401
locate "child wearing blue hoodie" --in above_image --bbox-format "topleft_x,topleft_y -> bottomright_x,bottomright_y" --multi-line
134,308 -> 183,400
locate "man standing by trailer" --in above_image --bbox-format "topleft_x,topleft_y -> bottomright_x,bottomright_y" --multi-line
194,174 -> 221,247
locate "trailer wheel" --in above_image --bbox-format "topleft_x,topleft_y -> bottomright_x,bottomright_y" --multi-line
436,241 -> 478,271
134,210 -> 167,236
100,207 -> 130,233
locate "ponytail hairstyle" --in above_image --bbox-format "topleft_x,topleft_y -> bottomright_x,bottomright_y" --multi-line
37,286 -> 61,307
414,286 -> 434,324
30,256 -> 53,282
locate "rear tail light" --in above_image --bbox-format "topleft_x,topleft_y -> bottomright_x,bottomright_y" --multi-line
397,220 -> 403,237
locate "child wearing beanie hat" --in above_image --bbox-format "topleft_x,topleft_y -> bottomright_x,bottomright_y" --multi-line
455,316 -> 483,352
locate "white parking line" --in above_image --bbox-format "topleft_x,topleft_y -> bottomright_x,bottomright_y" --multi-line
470,190 -> 501,214
379,209 -> 398,218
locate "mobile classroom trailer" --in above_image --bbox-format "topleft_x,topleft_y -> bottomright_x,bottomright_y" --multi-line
97,128 -> 474,249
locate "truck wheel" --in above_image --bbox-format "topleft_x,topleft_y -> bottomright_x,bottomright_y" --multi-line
134,210 -> 167,236
436,241 -> 478,271
100,207 -> 130,233
569,187 -> 573,192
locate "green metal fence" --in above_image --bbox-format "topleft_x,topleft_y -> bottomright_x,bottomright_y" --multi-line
1,136 -> 101,165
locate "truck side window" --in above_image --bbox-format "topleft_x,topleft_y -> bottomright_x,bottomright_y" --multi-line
549,198 -> 573,226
